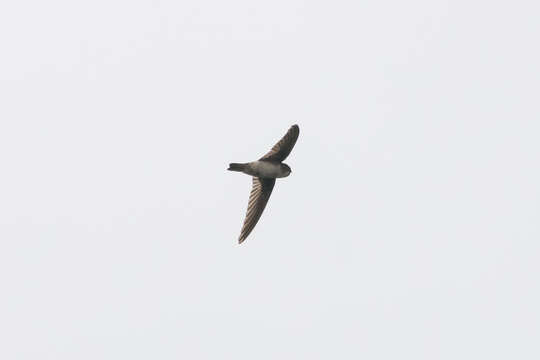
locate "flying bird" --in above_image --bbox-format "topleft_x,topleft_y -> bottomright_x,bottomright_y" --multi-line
228,124 -> 300,244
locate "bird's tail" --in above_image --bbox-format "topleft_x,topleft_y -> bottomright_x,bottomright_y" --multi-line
228,163 -> 246,172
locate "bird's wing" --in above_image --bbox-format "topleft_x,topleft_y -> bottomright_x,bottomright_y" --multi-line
238,177 -> 276,244
259,124 -> 300,162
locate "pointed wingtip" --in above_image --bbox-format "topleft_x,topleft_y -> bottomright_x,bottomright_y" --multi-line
238,233 -> 246,244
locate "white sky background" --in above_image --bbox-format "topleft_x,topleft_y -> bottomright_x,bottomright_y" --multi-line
1,1 -> 539,358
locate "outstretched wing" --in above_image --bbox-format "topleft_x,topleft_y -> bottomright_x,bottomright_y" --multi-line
259,124 -> 300,162
238,177 -> 276,244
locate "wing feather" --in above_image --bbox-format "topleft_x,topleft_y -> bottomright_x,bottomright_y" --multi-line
238,177 -> 275,244
259,125 -> 300,162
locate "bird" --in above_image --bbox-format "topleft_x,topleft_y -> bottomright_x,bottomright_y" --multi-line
228,124 -> 300,244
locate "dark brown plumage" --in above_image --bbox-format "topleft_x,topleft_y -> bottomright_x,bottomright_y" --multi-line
259,124 -> 300,162
229,125 -> 300,244
238,177 -> 275,243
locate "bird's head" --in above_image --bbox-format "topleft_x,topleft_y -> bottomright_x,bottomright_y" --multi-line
281,163 -> 292,176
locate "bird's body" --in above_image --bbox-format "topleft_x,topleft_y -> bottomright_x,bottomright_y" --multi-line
228,160 -> 291,178
228,124 -> 299,244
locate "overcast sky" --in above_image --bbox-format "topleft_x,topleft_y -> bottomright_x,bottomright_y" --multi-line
1,1 -> 539,359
